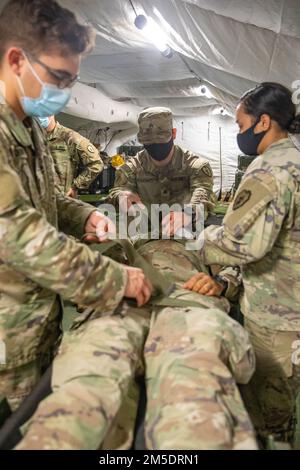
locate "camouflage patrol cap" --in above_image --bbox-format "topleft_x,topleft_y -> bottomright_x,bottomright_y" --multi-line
137,107 -> 173,144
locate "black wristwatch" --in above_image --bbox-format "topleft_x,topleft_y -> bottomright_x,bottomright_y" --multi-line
212,275 -> 229,296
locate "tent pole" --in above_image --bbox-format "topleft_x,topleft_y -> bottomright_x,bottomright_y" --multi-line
218,126 -> 223,200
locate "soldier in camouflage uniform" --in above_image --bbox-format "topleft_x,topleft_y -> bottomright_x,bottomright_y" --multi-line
39,115 -> 104,198
17,239 -> 257,450
200,83 -> 300,444
0,0 -> 151,411
109,107 -> 215,235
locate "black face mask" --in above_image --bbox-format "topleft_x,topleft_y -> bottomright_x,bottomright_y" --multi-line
144,139 -> 174,161
237,118 -> 267,156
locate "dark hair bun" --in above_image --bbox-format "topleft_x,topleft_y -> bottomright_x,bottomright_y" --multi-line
289,114 -> 300,134
239,82 -> 297,133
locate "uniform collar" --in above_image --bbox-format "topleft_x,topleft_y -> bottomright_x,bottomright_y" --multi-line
264,137 -> 295,153
0,103 -> 34,149
48,121 -> 61,140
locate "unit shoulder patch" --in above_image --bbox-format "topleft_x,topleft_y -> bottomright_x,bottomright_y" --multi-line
224,171 -> 278,238
201,165 -> 213,177
233,189 -> 252,211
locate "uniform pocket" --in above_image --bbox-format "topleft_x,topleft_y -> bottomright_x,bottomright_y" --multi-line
169,176 -> 189,195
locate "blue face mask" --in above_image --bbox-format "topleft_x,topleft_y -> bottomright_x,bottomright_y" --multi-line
17,54 -> 71,118
37,116 -> 51,129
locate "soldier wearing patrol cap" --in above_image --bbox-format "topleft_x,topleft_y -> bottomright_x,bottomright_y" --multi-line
39,115 -> 104,198
109,107 -> 215,236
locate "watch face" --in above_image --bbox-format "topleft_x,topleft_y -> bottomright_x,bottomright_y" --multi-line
214,276 -> 228,292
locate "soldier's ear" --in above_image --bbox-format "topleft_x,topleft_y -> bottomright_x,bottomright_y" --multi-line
6,47 -> 25,76
258,114 -> 271,132
172,128 -> 177,140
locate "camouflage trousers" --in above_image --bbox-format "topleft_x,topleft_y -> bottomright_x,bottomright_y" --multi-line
243,318 -> 300,445
17,298 -> 257,450
0,300 -> 62,412
0,357 -> 50,412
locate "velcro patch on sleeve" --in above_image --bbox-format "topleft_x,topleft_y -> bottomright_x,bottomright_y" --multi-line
201,164 -> 213,178
87,144 -> 95,154
224,171 -> 277,239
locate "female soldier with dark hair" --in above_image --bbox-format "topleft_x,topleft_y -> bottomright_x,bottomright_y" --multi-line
188,82 -> 300,445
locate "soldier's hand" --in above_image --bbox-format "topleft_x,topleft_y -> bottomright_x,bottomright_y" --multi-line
66,187 -> 78,198
84,211 -> 116,243
162,211 -> 192,237
119,191 -> 145,213
123,266 -> 153,307
183,273 -> 224,297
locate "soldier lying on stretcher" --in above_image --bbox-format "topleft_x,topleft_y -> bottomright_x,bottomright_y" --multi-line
16,239 -> 257,451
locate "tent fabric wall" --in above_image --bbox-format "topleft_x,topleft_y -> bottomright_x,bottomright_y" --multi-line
173,114 -> 239,191
63,82 -> 140,129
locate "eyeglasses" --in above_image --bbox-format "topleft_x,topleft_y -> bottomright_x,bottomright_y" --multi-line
25,51 -> 80,89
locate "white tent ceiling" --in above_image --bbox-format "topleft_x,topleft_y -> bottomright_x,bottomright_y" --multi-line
1,0 -> 299,120
1,0 -> 299,189
58,0 -> 300,115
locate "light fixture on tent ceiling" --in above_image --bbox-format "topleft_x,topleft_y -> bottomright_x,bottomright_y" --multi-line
194,85 -> 214,99
212,106 -> 230,116
134,14 -> 174,58
176,53 -> 215,100
129,1 -> 173,58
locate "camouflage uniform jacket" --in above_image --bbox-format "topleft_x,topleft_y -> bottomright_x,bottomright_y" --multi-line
0,104 -> 126,370
48,122 -> 103,194
202,138 -> 300,331
109,145 -> 215,217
